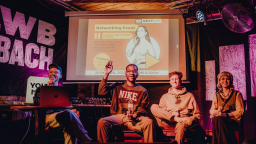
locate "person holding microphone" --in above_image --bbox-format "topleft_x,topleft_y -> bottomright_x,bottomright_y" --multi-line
97,60 -> 154,143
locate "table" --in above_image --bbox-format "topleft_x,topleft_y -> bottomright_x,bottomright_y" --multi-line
73,104 -> 111,107
10,106 -> 73,144
10,104 -> 110,144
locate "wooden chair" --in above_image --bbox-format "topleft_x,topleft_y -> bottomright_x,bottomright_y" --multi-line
115,129 -> 144,142
206,129 -> 240,144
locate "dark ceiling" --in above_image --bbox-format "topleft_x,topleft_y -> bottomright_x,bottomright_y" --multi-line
43,0 -> 253,23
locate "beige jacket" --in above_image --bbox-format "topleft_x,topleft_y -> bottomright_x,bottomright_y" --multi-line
159,87 -> 201,120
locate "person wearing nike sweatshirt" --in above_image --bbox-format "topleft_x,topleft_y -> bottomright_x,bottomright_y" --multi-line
97,60 -> 154,143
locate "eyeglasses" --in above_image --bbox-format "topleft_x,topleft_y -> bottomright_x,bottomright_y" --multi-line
126,70 -> 137,73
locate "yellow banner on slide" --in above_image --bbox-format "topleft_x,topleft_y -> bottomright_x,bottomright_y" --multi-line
95,24 -> 138,31
102,33 -> 133,39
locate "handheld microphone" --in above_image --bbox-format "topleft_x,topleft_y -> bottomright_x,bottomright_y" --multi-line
51,76 -> 55,86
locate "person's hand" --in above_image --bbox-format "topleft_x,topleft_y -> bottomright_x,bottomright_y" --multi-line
172,111 -> 180,117
47,76 -> 55,86
126,110 -> 134,120
216,111 -> 222,116
105,60 -> 113,75
217,106 -> 223,111
133,36 -> 138,47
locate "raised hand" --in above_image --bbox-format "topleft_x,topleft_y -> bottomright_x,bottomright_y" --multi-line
105,60 -> 113,74
103,60 -> 113,79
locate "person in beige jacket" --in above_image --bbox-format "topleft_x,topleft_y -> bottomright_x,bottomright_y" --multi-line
209,71 -> 244,144
151,71 -> 205,144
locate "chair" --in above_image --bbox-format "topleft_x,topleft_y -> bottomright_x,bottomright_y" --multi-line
115,128 -> 144,142
206,129 -> 240,144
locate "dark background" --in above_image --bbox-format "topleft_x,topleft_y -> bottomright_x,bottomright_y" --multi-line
0,0 -> 256,143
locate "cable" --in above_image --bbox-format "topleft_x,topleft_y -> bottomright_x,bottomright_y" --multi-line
20,116 -> 31,144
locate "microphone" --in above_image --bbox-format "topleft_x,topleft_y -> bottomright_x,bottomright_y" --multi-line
50,76 -> 55,86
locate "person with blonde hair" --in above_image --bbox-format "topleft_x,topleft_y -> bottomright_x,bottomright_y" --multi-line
210,71 -> 244,144
151,71 -> 205,144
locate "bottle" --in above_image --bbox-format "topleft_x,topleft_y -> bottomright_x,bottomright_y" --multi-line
128,98 -> 133,114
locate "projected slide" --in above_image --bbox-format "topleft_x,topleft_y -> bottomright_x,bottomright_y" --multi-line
76,19 -> 172,76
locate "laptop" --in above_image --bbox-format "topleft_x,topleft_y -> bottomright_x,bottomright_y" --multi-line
40,86 -> 72,106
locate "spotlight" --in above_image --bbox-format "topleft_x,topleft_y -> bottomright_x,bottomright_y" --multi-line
196,9 -> 205,21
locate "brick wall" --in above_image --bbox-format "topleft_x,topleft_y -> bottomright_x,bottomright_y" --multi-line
77,84 -> 95,98
0,96 -> 26,105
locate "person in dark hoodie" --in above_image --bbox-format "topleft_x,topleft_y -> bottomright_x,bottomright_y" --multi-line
97,60 -> 154,143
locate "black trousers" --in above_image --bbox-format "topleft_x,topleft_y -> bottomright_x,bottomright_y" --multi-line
211,116 -> 239,144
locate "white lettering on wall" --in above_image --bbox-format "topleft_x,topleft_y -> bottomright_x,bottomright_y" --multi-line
0,35 -> 11,63
37,20 -> 56,46
0,5 -> 36,40
0,5 -> 56,70
9,39 -> 24,66
39,46 -> 53,70
25,43 -> 39,68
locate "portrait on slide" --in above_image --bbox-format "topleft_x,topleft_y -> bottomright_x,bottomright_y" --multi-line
126,25 -> 160,69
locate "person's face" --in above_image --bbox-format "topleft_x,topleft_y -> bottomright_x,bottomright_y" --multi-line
125,65 -> 138,82
220,76 -> 231,89
136,27 -> 147,38
170,74 -> 181,89
48,67 -> 62,82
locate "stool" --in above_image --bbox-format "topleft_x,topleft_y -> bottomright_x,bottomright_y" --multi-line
115,130 -> 144,142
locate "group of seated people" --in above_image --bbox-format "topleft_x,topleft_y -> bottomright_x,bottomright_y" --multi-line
34,61 -> 244,144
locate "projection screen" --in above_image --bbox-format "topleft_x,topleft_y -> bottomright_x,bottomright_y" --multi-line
65,10 -> 186,83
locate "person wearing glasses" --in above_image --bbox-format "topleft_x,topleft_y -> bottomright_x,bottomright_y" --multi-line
151,71 -> 205,144
34,64 -> 92,144
97,60 -> 154,143
210,71 -> 244,144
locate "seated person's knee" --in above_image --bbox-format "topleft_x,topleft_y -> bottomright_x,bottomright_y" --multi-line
150,104 -> 159,113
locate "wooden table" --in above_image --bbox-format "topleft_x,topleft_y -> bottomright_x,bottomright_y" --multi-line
10,104 -> 110,143
10,106 -> 73,144
73,104 -> 111,107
